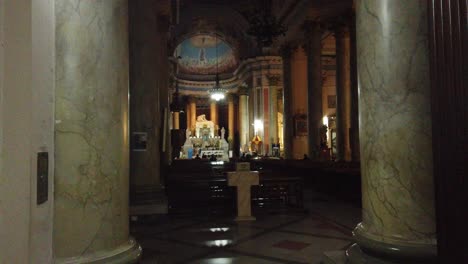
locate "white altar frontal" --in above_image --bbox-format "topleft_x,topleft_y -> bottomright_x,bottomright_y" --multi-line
181,115 -> 230,161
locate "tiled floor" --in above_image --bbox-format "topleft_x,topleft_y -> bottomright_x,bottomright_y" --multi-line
131,191 -> 361,264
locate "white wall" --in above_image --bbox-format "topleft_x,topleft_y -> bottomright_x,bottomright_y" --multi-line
0,0 -> 55,263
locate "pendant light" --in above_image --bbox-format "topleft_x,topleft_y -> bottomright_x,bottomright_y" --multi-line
208,33 -> 226,101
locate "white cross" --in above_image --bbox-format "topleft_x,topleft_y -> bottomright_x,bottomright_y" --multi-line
227,171 -> 259,221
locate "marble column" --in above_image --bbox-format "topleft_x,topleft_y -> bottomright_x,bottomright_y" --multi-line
349,12 -> 361,161
210,101 -> 218,126
173,112 -> 180,129
280,44 -> 294,159
348,0 -> 436,262
268,77 -> 280,151
55,0 -> 141,262
334,23 -> 352,161
303,21 -> 323,159
186,101 -> 191,131
228,95 -> 235,142
190,98 -> 197,133
238,86 -> 250,151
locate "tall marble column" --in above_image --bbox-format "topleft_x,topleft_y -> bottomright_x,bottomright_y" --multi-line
228,95 -> 235,142
173,112 -> 180,129
55,0 -> 141,262
238,85 -> 250,151
210,101 -> 218,126
186,100 -> 191,131
280,45 -> 294,159
334,23 -> 352,161
348,0 -> 436,262
190,98 -> 197,133
349,12 -> 361,161
267,75 -> 280,150
303,21 -> 323,159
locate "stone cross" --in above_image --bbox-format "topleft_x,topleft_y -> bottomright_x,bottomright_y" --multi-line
227,171 -> 259,221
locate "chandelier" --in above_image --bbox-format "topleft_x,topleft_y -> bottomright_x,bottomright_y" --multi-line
208,33 -> 226,101
244,0 -> 287,47
209,74 -> 226,101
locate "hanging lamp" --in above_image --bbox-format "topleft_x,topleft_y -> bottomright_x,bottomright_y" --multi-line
208,33 -> 226,101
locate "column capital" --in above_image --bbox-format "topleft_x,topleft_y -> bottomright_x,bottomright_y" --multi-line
266,74 -> 282,86
301,20 -> 324,54
302,20 -> 325,38
238,82 -> 250,95
187,96 -> 197,104
330,20 -> 350,39
227,93 -> 236,102
279,43 -> 295,59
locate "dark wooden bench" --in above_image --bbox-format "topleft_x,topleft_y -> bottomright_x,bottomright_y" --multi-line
166,160 -> 304,214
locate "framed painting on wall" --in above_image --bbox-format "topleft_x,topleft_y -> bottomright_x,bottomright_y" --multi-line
328,95 -> 337,108
294,114 -> 307,136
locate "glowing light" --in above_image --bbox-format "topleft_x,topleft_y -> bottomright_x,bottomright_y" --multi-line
210,92 -> 225,101
205,239 -> 232,247
209,227 -> 230,232
253,119 -> 263,134
323,116 -> 329,126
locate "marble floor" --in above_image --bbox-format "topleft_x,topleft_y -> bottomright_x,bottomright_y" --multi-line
130,191 -> 361,264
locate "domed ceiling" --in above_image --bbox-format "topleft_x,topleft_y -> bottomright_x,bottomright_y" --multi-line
175,34 -> 238,75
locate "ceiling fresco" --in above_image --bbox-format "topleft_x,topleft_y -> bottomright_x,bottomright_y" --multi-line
175,34 -> 238,75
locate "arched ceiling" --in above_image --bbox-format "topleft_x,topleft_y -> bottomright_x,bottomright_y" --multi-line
170,2 -> 258,69
175,34 -> 238,75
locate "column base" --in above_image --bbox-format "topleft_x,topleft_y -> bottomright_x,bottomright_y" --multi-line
348,224 -> 437,263
347,243 -> 404,264
55,238 -> 142,264
322,250 -> 347,264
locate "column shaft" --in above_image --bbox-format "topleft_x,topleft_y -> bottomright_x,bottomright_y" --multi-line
348,0 -> 436,262
269,86 -> 278,147
186,102 -> 191,131
54,0 -> 140,261
228,96 -> 235,141
349,12 -> 360,161
335,25 -> 352,161
173,112 -> 180,129
210,101 -> 218,126
190,99 -> 196,133
239,93 -> 249,151
304,21 -> 323,159
280,45 -> 294,159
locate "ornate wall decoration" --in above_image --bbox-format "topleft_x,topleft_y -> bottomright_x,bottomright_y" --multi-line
175,34 -> 238,75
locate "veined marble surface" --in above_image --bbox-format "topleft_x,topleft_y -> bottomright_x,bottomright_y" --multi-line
356,0 -> 435,245
54,0 -> 130,258
228,171 -> 259,219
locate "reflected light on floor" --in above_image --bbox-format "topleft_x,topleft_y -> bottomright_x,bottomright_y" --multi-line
205,239 -> 232,247
201,257 -> 237,264
209,227 -> 230,232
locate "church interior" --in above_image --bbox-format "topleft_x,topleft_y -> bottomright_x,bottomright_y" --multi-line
0,0 -> 466,263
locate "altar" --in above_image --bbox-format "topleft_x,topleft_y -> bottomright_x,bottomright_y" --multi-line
180,115 -> 230,161
195,114 -> 215,139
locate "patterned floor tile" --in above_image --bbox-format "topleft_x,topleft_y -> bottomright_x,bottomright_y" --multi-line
232,231 -> 350,263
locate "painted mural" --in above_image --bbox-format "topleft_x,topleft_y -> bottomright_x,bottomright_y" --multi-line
175,34 -> 238,75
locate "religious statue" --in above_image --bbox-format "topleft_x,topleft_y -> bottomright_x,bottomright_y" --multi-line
195,114 -> 214,138
186,129 -> 191,140
220,127 -> 226,139
196,114 -> 208,122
